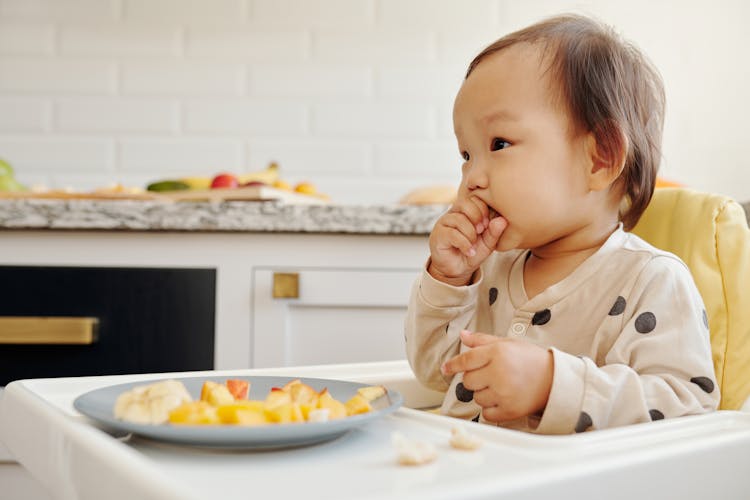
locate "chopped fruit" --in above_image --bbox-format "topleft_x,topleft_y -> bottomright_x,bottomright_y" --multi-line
265,402 -> 305,423
273,179 -> 292,191
225,379 -> 249,400
200,381 -> 235,406
307,408 -> 330,423
115,377 -> 378,426
216,401 -> 268,425
265,388 -> 292,409
317,389 -> 348,420
344,394 -> 372,416
168,401 -> 220,425
357,386 -> 386,401
210,173 -> 239,189
284,379 -> 318,405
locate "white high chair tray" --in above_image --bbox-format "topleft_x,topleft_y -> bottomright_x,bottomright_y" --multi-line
2,361 -> 750,500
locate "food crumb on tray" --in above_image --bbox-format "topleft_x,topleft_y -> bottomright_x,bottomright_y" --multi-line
392,432 -> 437,466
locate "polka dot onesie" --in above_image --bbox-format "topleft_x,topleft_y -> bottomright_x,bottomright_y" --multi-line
405,226 -> 719,434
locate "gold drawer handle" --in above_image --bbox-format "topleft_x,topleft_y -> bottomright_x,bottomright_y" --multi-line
0,317 -> 98,345
273,272 -> 299,299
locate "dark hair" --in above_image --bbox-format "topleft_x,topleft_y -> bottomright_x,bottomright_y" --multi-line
467,14 -> 665,230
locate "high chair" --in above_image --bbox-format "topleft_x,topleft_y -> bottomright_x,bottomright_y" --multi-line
631,187 -> 750,411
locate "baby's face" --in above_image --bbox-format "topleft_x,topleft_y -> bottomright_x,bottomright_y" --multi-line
453,44 -> 594,252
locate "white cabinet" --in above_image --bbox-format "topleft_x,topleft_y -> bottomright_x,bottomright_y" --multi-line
0,230 -> 430,370
252,267 -> 419,367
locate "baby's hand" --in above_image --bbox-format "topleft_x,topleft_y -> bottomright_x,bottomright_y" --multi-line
428,196 -> 507,286
441,330 -> 553,423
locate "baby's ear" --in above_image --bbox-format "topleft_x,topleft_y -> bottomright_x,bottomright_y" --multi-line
586,122 -> 628,191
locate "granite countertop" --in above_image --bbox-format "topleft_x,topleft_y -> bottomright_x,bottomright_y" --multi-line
0,199 -> 447,235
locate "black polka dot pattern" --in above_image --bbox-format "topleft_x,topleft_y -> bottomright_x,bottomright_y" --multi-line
532,309 -> 551,326
455,382 -> 474,402
575,412 -> 593,433
472,414 -> 480,423
691,376 -> 715,394
489,287 -> 498,306
649,409 -> 665,421
702,309 -> 709,329
634,312 -> 656,333
608,296 -> 626,316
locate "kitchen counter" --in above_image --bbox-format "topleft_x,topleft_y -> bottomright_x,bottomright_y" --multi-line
2,361 -> 750,500
0,199 -> 446,234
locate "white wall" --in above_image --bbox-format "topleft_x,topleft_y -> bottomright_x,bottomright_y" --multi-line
0,0 -> 748,204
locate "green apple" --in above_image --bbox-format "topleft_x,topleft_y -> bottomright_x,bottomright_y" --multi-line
0,158 -> 13,177
0,175 -> 26,192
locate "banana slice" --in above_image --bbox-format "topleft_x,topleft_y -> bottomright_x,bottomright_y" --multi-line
449,425 -> 482,450
114,380 -> 193,425
392,432 -> 437,466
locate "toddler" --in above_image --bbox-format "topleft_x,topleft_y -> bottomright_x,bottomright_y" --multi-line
405,14 -> 719,434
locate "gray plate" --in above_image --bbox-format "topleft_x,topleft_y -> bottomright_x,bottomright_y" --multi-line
73,376 -> 403,450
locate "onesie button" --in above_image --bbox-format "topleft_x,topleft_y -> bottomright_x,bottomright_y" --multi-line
511,322 -> 526,336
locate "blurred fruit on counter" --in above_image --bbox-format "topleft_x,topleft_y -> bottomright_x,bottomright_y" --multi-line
399,185 -> 457,205
94,183 -> 146,195
146,180 -> 191,192
238,162 -> 279,185
210,173 -> 239,189
0,158 -> 27,192
144,162 -> 329,201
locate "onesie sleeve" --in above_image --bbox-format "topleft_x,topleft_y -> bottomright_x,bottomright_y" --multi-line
535,255 -> 720,434
404,260 -> 481,391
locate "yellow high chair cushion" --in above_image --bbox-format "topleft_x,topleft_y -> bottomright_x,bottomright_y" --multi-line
631,188 -> 750,410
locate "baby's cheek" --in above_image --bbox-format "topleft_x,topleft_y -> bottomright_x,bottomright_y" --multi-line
495,227 -> 523,251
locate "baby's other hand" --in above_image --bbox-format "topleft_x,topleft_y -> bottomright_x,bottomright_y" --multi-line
441,330 -> 553,423
428,197 -> 507,286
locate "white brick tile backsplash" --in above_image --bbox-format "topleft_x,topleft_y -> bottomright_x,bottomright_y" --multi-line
312,101 -> 435,139
374,140 -> 460,178
0,0 -> 119,22
247,139 -> 370,175
0,1 -> 746,202
251,0 -> 373,26
185,100 -> 307,135
376,66 -> 463,99
123,0 -> 246,25
377,0 -> 499,29
437,29 -> 507,65
60,24 -> 181,57
0,59 -> 115,93
120,138 -> 243,173
0,98 -> 51,132
186,29 -> 308,61
57,98 -> 179,133
0,136 -> 113,171
121,61 -> 245,96
313,30 -> 435,63
0,23 -> 55,55
249,65 -> 371,98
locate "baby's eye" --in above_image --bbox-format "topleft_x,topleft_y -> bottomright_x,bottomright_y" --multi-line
491,138 -> 510,151
461,151 -> 470,161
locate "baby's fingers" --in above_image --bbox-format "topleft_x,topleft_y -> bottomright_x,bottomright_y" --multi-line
441,347 -> 490,376
450,197 -> 489,233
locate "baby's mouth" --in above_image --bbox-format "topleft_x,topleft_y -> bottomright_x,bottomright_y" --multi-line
488,206 -> 501,220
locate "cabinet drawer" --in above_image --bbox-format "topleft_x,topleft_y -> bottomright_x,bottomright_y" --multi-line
0,266 -> 216,385
252,267 -> 419,367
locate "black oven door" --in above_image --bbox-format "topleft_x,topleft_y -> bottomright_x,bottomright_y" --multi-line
0,266 -> 215,386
